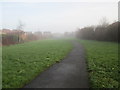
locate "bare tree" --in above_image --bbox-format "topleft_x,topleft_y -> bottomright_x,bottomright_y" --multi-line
99,17 -> 109,27
17,20 -> 25,30
16,20 -> 25,43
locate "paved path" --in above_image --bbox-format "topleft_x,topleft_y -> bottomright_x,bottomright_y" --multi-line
24,41 -> 89,88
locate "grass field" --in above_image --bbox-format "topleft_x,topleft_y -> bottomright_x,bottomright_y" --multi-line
79,40 -> 119,88
2,39 -> 72,88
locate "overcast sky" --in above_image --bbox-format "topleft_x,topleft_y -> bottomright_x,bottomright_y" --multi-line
0,0 -> 118,33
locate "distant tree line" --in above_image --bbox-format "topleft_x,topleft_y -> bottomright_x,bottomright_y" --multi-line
2,34 -> 22,45
0,21 -> 53,46
76,21 -> 119,42
0,29 -> 53,46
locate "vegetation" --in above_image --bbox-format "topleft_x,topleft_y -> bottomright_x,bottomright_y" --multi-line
2,39 -> 72,88
2,34 -> 20,45
79,40 -> 119,88
76,21 -> 119,42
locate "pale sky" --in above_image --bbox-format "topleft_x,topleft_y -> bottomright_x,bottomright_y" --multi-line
0,0 -> 118,33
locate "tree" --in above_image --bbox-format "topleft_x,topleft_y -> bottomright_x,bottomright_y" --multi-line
16,20 -> 25,43
17,20 -> 25,30
99,17 -> 109,27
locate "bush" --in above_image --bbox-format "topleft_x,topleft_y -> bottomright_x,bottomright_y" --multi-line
76,21 -> 119,42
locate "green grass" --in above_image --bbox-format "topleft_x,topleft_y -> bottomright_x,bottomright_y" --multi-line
79,40 -> 119,88
2,39 -> 72,88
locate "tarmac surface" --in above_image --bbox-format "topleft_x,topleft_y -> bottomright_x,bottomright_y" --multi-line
24,41 -> 89,88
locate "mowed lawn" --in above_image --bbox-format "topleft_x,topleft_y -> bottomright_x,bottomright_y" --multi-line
79,40 -> 119,88
2,39 -> 72,88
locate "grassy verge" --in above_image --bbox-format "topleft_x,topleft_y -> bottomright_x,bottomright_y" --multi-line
79,40 -> 119,88
2,39 -> 72,88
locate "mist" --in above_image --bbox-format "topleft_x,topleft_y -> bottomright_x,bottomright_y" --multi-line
1,2 -> 117,33
1,0 -> 119,89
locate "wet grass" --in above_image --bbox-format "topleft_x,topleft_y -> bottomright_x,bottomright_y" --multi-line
79,40 -> 119,88
2,39 -> 72,88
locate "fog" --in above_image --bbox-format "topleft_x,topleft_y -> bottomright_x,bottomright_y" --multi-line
0,1 -> 118,33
